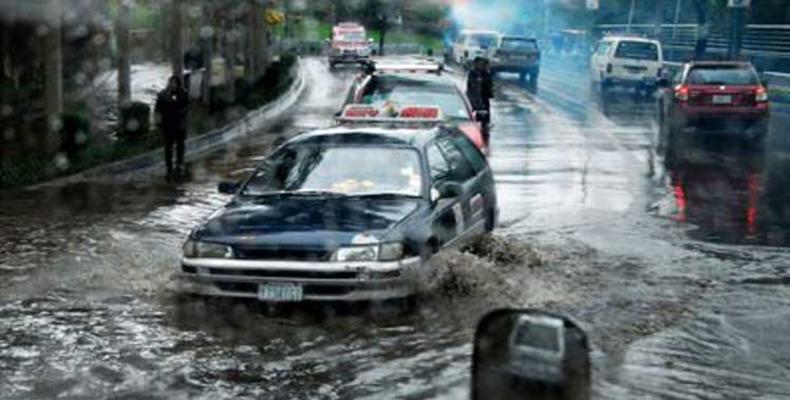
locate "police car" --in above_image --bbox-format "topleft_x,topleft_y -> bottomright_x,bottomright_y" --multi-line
178,124 -> 498,304
341,59 -> 489,153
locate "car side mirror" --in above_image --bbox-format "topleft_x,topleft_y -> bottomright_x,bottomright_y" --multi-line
473,309 -> 591,400
431,181 -> 463,203
218,181 -> 240,195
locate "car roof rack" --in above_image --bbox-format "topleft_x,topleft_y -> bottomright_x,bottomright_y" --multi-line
336,104 -> 444,127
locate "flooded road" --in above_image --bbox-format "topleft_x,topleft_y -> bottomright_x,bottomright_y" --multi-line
2,56 -> 790,399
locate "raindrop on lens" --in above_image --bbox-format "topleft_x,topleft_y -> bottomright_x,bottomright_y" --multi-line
54,153 -> 70,171
126,119 -> 140,131
3,128 -> 15,141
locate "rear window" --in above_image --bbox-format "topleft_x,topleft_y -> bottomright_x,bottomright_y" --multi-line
501,38 -> 538,51
360,76 -> 470,121
614,41 -> 659,61
686,66 -> 758,85
469,34 -> 498,48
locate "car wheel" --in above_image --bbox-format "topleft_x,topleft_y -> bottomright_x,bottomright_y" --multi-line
329,62 -> 336,69
485,209 -> 496,233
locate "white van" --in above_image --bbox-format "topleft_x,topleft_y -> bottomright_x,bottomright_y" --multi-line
452,30 -> 500,68
590,35 -> 663,95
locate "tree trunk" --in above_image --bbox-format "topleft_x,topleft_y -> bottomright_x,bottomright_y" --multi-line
43,0 -> 63,154
248,0 -> 266,80
379,24 -> 386,56
224,22 -> 236,102
170,0 -> 184,80
117,0 -> 131,120
654,0 -> 664,39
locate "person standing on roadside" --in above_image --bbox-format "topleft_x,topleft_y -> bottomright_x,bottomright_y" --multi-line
155,75 -> 189,181
466,56 -> 494,146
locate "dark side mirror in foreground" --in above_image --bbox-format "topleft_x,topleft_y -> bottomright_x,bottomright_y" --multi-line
472,309 -> 591,400
217,181 -> 240,195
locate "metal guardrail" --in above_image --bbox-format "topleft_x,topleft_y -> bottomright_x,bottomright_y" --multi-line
595,24 -> 790,58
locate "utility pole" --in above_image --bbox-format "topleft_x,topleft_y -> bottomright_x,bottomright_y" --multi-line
626,0 -> 636,33
727,0 -> 749,59
117,0 -> 132,116
654,0 -> 664,39
43,0 -> 63,154
544,0 -> 550,37
170,0 -> 184,80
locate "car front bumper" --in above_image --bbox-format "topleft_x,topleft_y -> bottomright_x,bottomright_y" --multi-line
175,256 -> 425,302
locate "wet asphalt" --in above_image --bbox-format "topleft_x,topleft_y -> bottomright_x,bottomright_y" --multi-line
1,57 -> 790,399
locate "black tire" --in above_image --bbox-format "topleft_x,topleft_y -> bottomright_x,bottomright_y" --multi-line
485,209 -> 496,232
519,72 -> 526,82
329,62 -> 336,69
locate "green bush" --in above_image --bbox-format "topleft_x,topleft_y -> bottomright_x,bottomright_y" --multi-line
119,101 -> 151,140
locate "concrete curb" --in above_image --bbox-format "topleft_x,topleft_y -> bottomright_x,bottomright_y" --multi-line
33,58 -> 307,188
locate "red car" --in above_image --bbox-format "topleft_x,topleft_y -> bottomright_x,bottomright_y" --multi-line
657,61 -> 770,149
340,60 -> 489,153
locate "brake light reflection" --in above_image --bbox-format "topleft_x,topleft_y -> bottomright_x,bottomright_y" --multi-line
673,181 -> 687,223
674,85 -> 689,102
746,173 -> 760,237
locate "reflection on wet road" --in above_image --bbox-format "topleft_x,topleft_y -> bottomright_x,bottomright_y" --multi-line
2,57 -> 790,399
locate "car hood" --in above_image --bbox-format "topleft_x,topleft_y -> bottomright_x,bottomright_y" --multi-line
193,196 -> 421,248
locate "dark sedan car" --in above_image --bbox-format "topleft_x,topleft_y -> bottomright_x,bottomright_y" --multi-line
178,126 -> 498,303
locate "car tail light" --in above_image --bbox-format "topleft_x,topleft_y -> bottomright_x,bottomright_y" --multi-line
755,86 -> 768,102
606,63 -> 613,74
674,85 -> 689,102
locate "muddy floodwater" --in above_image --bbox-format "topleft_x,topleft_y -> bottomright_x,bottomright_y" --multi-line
2,58 -> 790,399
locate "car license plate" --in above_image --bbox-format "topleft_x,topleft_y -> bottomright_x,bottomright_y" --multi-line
258,283 -> 303,302
712,95 -> 732,105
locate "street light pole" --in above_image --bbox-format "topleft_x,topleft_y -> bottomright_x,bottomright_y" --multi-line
626,0 -> 636,34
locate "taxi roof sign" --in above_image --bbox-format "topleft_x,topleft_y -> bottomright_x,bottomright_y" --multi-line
338,104 -> 444,126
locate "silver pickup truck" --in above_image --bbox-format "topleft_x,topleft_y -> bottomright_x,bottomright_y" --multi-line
490,35 -> 541,86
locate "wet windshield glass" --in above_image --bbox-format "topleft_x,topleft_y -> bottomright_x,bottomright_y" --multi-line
243,145 -> 422,196
614,41 -> 659,61
361,76 -> 470,120
687,66 -> 759,85
336,31 -> 366,42
501,38 -> 538,51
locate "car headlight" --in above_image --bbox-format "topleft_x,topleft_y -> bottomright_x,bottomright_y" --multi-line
333,245 -> 378,262
182,240 -> 234,259
332,242 -> 404,262
378,242 -> 404,261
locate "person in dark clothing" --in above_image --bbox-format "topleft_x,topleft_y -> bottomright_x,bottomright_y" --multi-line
155,75 -> 189,181
466,56 -> 494,146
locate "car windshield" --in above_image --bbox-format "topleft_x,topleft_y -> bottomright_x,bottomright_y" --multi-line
501,38 -> 538,51
687,66 -> 759,85
470,34 -> 498,48
614,41 -> 659,61
336,31 -> 366,42
243,144 -> 423,197
360,76 -> 470,121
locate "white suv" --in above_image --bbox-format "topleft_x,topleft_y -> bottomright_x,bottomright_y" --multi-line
590,36 -> 663,96
452,30 -> 500,68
